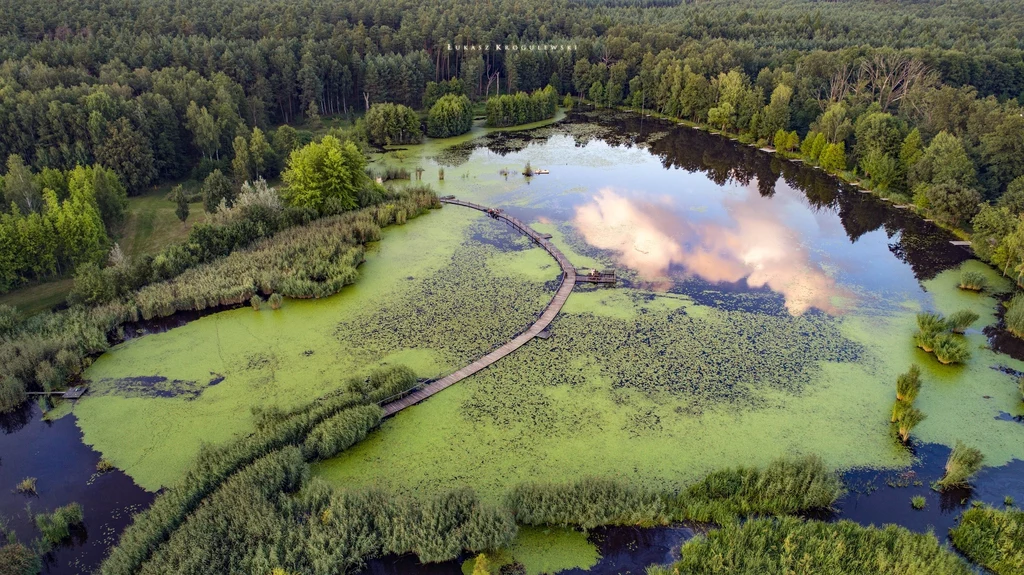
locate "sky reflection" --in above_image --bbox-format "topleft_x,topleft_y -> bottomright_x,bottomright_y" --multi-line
573,186 -> 851,315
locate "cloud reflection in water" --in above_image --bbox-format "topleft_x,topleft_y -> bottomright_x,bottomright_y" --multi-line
572,187 -> 849,315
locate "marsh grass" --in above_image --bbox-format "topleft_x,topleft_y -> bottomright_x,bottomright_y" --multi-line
650,518 -> 971,575
97,459 -> 114,473
959,270 -> 986,291
15,477 -> 36,495
35,502 -> 84,552
895,365 -> 921,402
950,505 -> 1024,575
896,407 -> 926,444
936,441 -> 984,490
946,309 -> 980,334
911,495 -> 926,509
932,333 -> 971,364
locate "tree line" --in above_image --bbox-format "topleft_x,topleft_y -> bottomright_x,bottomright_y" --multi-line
485,85 -> 559,127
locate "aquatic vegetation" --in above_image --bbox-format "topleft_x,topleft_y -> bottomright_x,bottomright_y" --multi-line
506,477 -> 669,529
679,455 -> 844,524
15,477 -> 36,495
911,495 -> 926,509
504,527 -> 599,575
936,441 -> 985,490
1005,293 -> 1024,339
950,505 -> 1024,575
914,312 -> 946,352
0,542 -> 39,575
896,407 -> 926,444
35,502 -> 84,552
959,270 -> 986,291
652,518 -> 971,575
97,458 -> 114,473
946,309 -> 980,333
1006,496 -> 1015,507
302,405 -> 383,460
933,333 -> 971,365
249,295 -> 262,310
895,364 -> 922,403
269,293 -> 283,310
1019,377 -> 1024,402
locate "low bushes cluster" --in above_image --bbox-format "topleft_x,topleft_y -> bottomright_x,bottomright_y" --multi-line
649,517 -> 971,574
950,505 -> 1024,574
485,86 -> 558,128
914,311 -> 973,364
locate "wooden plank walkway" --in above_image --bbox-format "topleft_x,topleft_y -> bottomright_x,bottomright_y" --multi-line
382,198 -> 577,417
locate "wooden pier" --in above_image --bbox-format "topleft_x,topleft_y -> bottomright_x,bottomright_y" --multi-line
381,198 -> 578,417
25,386 -> 88,399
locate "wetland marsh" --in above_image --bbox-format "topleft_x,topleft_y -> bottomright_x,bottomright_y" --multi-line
5,111 -> 1024,574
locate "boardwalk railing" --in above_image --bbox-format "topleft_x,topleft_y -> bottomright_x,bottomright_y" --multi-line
381,198 -> 578,417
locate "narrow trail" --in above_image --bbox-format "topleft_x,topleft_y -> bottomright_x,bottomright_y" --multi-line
381,198 -> 577,417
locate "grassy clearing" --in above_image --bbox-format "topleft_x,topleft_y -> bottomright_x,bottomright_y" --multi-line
950,505 -> 1024,574
121,183 -> 206,259
650,518 -> 970,575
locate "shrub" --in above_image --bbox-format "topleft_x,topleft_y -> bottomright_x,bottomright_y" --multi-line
661,518 -> 970,575
895,365 -> 921,403
946,309 -> 979,334
0,542 -> 39,575
959,270 -> 986,291
950,506 -> 1024,574
523,161 -> 534,177
936,441 -> 984,489
911,495 -> 926,509
427,94 -> 474,138
97,459 -> 114,473
268,293 -> 283,310
932,333 -> 971,364
35,502 -> 84,551
249,295 -> 262,311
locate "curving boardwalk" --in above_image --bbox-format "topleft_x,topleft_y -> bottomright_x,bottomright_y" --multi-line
381,198 -> 577,417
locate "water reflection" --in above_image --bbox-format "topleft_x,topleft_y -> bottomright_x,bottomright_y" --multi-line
574,187 -> 849,315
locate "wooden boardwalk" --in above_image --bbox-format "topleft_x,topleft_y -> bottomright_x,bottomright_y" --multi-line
382,198 -> 577,417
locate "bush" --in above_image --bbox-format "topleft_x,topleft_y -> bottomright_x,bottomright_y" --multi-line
0,542 -> 39,575
946,309 -> 979,333
657,518 -> 971,574
959,270 -> 986,291
249,295 -> 262,310
924,183 -> 982,227
268,293 -> 283,310
936,441 -> 984,489
427,94 -> 474,138
911,495 -> 926,509
950,506 -> 1024,574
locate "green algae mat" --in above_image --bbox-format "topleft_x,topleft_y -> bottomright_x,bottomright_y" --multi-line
73,117 -> 1024,501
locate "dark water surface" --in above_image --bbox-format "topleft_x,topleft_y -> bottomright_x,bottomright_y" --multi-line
0,405 -> 153,574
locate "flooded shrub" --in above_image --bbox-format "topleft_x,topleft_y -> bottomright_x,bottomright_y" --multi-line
895,406 -> 926,444
664,518 -> 971,574
950,505 -> 1024,574
506,477 -> 669,529
35,502 -> 84,552
268,293 -> 283,310
302,404 -> 383,460
523,161 -> 534,177
0,376 -> 27,413
946,309 -> 979,333
679,455 -> 844,523
932,333 -> 971,364
911,495 -> 926,509
959,270 -> 986,291
249,295 -> 262,310
936,441 -> 984,490
895,364 -> 922,403
1005,294 -> 1024,339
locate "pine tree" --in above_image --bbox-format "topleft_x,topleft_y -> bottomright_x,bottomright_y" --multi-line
172,185 -> 189,224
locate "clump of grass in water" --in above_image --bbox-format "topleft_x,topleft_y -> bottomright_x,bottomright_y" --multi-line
959,270 -> 986,291
950,505 -> 1024,574
914,312 -> 945,353
97,459 -> 114,473
35,502 -> 84,552
1005,496 -> 1015,507
946,310 -> 980,334
15,477 -> 36,495
911,495 -> 926,509
933,333 -> 971,364
896,364 -> 921,403
523,161 -> 534,177
896,407 -> 926,444
935,441 -> 984,490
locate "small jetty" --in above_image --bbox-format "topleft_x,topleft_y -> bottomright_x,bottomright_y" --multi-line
26,385 -> 88,399
535,169 -> 550,174
381,198 -> 578,417
577,268 -> 617,284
